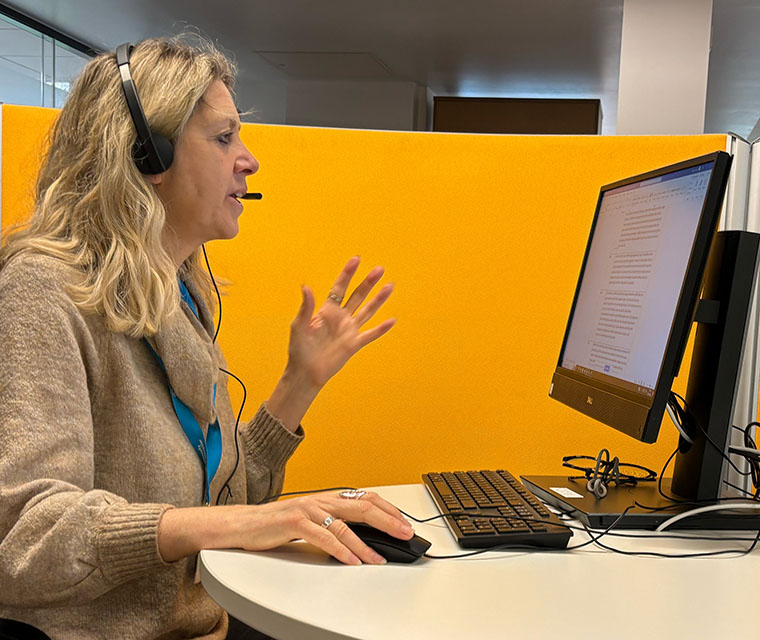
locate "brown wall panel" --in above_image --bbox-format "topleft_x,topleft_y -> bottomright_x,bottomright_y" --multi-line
434,97 -> 601,134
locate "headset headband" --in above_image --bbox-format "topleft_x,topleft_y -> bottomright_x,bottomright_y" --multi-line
116,43 -> 173,174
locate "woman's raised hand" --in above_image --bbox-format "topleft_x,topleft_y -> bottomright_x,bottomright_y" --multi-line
266,257 -> 395,431
288,256 -> 396,390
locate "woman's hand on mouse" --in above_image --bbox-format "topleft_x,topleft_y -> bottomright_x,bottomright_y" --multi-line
245,490 -> 414,565
158,490 -> 413,565
266,257 -> 396,431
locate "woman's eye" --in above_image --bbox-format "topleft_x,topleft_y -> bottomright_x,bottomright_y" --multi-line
218,133 -> 232,145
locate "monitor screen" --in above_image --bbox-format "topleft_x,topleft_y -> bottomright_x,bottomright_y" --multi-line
550,152 -> 732,443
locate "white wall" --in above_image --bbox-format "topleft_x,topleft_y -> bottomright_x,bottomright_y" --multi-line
617,0 -> 713,134
235,79 -> 287,125
284,81 -> 419,131
234,78 -> 422,131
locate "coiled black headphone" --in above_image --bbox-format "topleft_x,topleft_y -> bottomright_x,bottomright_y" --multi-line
116,43 -> 174,175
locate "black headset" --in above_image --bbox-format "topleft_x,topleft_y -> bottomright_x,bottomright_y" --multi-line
116,43 -> 174,175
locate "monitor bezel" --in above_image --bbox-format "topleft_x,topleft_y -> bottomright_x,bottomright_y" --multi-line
550,151 -> 733,443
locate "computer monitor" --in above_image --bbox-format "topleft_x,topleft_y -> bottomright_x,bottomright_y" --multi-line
522,151 -> 760,529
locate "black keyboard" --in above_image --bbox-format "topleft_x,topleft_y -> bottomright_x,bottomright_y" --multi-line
422,469 -> 572,549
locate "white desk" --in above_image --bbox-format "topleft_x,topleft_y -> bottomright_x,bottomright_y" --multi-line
200,484 -> 760,640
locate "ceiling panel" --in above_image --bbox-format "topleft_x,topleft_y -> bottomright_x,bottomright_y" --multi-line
2,0 -> 759,136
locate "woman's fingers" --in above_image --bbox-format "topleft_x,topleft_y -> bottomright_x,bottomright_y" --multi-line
356,318 -> 396,350
325,259 -> 393,324
303,510 -> 386,565
328,519 -> 388,565
292,284 -> 315,331
342,266 -> 384,315
321,496 -> 414,541
300,519 -> 362,565
357,490 -> 408,523
354,282 -> 394,327
327,256 -> 361,304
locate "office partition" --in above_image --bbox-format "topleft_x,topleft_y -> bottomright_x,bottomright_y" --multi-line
0,104 -> 746,490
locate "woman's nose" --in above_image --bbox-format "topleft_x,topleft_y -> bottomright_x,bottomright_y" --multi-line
238,145 -> 259,175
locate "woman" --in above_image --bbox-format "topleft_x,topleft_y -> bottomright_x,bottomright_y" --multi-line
0,36 -> 411,639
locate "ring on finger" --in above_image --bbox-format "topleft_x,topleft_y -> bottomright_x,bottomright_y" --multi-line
338,489 -> 366,500
321,515 -> 336,528
327,291 -> 344,304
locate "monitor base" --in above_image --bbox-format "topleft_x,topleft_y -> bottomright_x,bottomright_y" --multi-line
521,475 -> 760,530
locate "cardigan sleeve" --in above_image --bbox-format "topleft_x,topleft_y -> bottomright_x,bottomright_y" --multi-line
0,257 -> 173,608
240,403 -> 304,504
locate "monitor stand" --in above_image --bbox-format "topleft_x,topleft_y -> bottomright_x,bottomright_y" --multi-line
525,230 -> 760,531
520,475 -> 759,530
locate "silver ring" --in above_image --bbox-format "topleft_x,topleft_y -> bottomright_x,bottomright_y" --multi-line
327,291 -> 344,304
321,515 -> 335,528
338,490 -> 366,500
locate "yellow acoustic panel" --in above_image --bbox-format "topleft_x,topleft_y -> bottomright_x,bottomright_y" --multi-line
213,125 -> 726,491
0,104 -> 728,491
1,105 -> 58,233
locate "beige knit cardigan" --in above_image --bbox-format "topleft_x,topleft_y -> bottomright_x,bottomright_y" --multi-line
0,253 -> 304,639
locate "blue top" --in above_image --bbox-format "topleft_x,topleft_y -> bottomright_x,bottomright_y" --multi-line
143,279 -> 222,505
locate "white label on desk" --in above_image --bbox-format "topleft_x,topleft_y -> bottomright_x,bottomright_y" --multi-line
550,487 -> 583,499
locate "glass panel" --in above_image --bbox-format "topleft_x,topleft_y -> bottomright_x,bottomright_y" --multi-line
0,13 -> 91,108
0,14 -> 44,107
42,33 -> 54,107
53,41 -> 89,108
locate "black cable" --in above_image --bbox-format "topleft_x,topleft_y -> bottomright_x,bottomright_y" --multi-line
199,248 -> 373,506
201,244 -> 223,344
420,507 -> 757,542
656,447 -> 686,504
634,492 -> 760,514
262,487 -> 359,503
634,422 -> 760,510
489,505 -> 760,543
580,527 -> 760,543
423,506 -> 635,559
562,451 -> 656,500
633,500 -> 689,512
219,483 -> 760,559
577,519 -> 760,559
548,503 -> 760,556
214,367 -> 246,505
414,489 -> 760,559
743,422 -> 760,494
657,395 -> 759,508
398,509 -> 457,524
200,244 -> 245,506
670,392 -> 752,478
722,479 -> 759,499
590,473 -> 760,557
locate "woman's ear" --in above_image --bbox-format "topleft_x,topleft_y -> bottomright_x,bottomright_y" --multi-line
148,172 -> 164,185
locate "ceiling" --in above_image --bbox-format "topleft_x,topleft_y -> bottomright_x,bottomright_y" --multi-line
2,0 -> 760,137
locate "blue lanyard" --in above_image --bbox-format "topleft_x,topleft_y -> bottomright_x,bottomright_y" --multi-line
144,280 -> 222,505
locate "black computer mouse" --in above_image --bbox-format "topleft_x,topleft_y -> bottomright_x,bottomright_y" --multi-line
346,522 -> 431,563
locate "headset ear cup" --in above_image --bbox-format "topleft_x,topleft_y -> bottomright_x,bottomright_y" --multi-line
152,133 -> 174,172
132,131 -> 173,174
587,478 -> 607,499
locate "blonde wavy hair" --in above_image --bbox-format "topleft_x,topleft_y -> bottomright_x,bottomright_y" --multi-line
0,35 -> 236,337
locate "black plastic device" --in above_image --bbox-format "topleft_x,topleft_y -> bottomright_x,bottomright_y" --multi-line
115,43 -> 174,175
